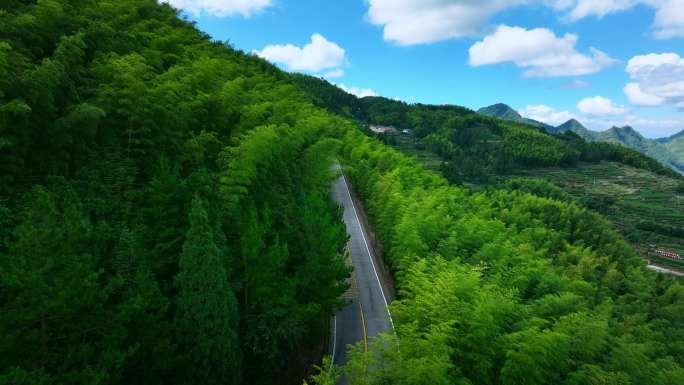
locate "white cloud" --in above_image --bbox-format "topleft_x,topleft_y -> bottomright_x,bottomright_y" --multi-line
521,98 -> 684,138
624,53 -> 684,109
363,1 -> 684,44
577,96 -> 628,116
547,0 -> 638,20
391,95 -> 418,103
626,52 -> 683,71
624,83 -> 665,106
519,104 -> 579,125
652,0 -> 684,38
337,84 -> 378,98
468,25 -> 616,77
585,115 -> 684,138
547,0 -> 684,39
561,79 -> 592,89
323,69 -> 345,79
161,0 -> 272,17
521,103 -> 684,138
254,34 -> 346,72
365,0 -> 526,45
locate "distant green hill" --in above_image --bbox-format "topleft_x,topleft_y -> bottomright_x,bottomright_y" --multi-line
555,118 -> 595,139
478,103 -> 554,131
657,130 -> 684,144
593,126 -> 684,173
477,103 -> 523,121
386,125 -> 684,273
659,130 -> 684,166
479,103 -> 684,174
387,129 -> 684,274
502,162 -> 684,263
291,77 -> 679,180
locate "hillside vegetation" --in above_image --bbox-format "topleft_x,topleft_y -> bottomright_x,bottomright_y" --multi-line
479,103 -> 684,174
660,131 -> 684,166
473,105 -> 684,261
389,134 -> 684,267
294,69 -> 684,385
292,76 -> 684,260
293,76 -> 679,182
502,163 -> 684,266
333,129 -> 684,385
0,2 -> 353,384
478,103 -> 554,130
2,2 -> 684,385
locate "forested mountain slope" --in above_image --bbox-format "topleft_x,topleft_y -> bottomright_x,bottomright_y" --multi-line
289,78 -> 684,384
0,1 -> 353,384
479,103 -> 684,173
593,126 -> 684,173
293,76 -> 678,182
477,103 -> 554,131
660,130 -> 684,166
292,77 -> 684,271
333,128 -> 684,385
555,118 -> 596,139
501,162 -> 684,268
2,2 -> 684,385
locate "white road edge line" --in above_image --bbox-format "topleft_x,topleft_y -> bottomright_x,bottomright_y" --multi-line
647,264 -> 684,277
342,175 -> 395,330
331,315 -> 337,366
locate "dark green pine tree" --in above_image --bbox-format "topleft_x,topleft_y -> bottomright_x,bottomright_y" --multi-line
174,196 -> 241,385
0,184 -> 128,384
113,227 -> 174,384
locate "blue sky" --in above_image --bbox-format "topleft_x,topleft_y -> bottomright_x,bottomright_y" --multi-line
164,0 -> 684,138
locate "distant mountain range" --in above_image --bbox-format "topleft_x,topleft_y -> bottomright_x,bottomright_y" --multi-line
659,131 -> 684,168
478,103 -> 555,131
478,103 -> 684,174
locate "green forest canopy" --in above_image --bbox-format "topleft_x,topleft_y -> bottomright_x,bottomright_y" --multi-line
334,129 -> 684,385
1,2 -> 683,385
0,1 -> 351,384
291,74 -> 680,184
291,75 -> 684,269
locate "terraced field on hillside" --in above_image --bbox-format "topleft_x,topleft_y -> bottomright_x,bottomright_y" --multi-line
503,162 -> 684,267
386,133 -> 684,268
382,133 -> 443,171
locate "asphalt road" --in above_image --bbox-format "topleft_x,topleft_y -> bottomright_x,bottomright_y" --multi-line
330,172 -> 393,378
647,264 -> 684,277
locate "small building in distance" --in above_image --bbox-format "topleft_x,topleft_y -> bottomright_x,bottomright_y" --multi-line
652,246 -> 683,261
657,249 -> 682,261
369,125 -> 396,134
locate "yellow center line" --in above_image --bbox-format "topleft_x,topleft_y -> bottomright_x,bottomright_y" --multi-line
359,302 -> 368,352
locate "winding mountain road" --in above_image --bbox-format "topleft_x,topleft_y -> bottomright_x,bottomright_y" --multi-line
330,171 -> 393,379
647,264 -> 684,277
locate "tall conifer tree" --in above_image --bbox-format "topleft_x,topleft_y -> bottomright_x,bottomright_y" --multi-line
174,196 -> 240,385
